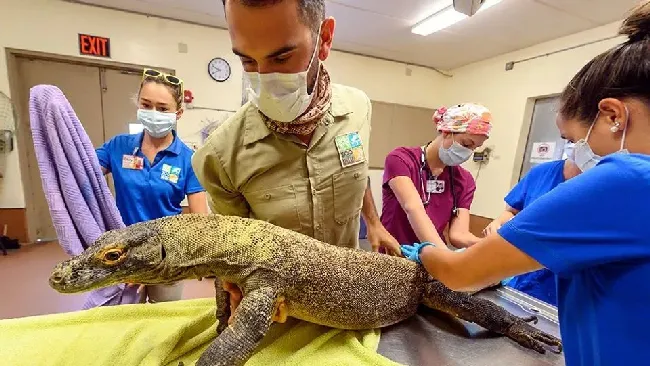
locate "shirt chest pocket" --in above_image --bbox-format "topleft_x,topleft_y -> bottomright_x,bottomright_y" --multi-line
332,165 -> 368,225
246,185 -> 302,232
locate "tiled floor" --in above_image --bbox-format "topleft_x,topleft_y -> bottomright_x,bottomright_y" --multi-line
0,242 -> 215,320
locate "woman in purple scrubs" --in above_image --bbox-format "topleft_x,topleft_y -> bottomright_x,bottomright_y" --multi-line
380,103 -> 492,250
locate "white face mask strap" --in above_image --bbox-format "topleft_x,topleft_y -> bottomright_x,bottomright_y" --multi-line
306,30 -> 323,72
585,112 -> 598,142
619,105 -> 629,150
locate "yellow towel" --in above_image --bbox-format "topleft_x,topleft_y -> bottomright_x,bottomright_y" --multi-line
0,298 -> 403,366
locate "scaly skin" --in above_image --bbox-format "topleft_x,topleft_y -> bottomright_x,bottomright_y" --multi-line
49,214 -> 562,366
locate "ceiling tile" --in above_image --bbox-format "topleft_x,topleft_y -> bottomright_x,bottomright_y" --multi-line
67,0 -> 638,69
327,0 -> 452,22
448,0 -> 596,45
327,0 -> 597,69
75,0 -> 227,26
327,2 -> 410,45
143,0 -> 224,16
535,0 -> 641,24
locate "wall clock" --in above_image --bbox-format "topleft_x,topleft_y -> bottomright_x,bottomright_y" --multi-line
208,57 -> 231,82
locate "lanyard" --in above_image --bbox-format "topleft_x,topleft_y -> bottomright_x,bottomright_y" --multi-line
420,143 -> 432,206
420,142 -> 458,216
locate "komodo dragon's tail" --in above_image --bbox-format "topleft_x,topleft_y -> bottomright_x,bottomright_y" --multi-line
421,281 -> 562,354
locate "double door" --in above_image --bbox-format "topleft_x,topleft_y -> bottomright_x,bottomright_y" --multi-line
16,57 -> 143,242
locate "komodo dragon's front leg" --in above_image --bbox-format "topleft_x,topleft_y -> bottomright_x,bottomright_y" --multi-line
196,287 -> 278,366
423,281 -> 562,354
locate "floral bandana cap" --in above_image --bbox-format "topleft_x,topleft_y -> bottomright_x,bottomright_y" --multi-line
433,103 -> 492,137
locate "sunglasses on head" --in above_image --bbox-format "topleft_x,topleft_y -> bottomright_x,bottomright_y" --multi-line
142,69 -> 184,93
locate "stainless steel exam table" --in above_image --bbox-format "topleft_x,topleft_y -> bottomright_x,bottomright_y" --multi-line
358,239 -> 564,366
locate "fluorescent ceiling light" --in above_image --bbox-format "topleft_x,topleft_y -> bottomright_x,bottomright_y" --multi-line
412,6 -> 466,36
411,0 -> 502,36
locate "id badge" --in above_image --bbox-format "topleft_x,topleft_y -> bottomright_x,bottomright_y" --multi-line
426,179 -> 445,194
122,155 -> 144,170
335,131 -> 366,168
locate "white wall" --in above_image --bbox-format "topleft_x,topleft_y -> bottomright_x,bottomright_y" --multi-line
0,0 -> 447,209
368,21 -> 626,220
446,22 -> 625,218
1,0 -> 630,221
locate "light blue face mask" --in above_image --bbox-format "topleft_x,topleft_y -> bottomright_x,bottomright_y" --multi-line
573,125 -> 601,172
573,109 -> 629,172
562,142 -> 575,161
137,109 -> 177,138
439,136 -> 473,166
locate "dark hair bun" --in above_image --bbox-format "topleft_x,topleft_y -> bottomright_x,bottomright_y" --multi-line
620,1 -> 650,42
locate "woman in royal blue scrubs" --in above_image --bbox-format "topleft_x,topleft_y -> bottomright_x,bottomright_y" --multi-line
402,3 -> 650,365
482,145 -> 581,306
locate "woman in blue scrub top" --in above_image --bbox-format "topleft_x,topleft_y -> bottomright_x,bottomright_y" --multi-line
96,69 -> 208,303
482,144 -> 581,305
402,4 -> 650,365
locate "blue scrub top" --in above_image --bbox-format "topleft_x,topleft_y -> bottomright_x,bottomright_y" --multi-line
96,131 -> 204,226
503,160 -> 565,305
498,153 -> 650,366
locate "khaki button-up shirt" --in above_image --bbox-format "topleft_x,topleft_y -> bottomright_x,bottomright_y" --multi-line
192,83 -> 371,249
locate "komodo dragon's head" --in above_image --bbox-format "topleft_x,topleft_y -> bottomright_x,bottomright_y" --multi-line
49,214 -> 279,293
49,220 -> 172,293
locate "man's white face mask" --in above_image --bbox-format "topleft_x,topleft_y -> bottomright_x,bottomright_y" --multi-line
245,39 -> 321,123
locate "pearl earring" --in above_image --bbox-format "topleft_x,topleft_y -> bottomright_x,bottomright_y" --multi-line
610,121 -> 620,133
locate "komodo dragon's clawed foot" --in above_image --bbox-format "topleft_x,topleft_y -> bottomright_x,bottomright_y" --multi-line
422,281 -> 562,354
505,320 -> 563,354
196,287 -> 277,366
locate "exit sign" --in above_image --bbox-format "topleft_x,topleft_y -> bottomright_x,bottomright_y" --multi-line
78,34 -> 111,58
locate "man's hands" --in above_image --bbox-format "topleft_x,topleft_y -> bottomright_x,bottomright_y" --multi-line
360,179 -> 402,256
367,223 -> 402,256
223,281 -> 243,325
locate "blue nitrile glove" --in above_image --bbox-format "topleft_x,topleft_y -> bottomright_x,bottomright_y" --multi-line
400,242 -> 435,264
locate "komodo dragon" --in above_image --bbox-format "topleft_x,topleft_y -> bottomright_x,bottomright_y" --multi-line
49,213 -> 562,366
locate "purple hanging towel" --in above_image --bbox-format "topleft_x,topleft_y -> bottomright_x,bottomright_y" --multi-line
29,84 -> 139,308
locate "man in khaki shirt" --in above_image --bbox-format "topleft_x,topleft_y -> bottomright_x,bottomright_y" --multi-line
193,0 -> 400,314
196,84 -> 374,249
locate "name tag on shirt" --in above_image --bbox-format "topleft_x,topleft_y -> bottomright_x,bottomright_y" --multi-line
161,164 -> 181,184
426,179 -> 445,194
335,131 -> 366,168
122,155 -> 144,170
